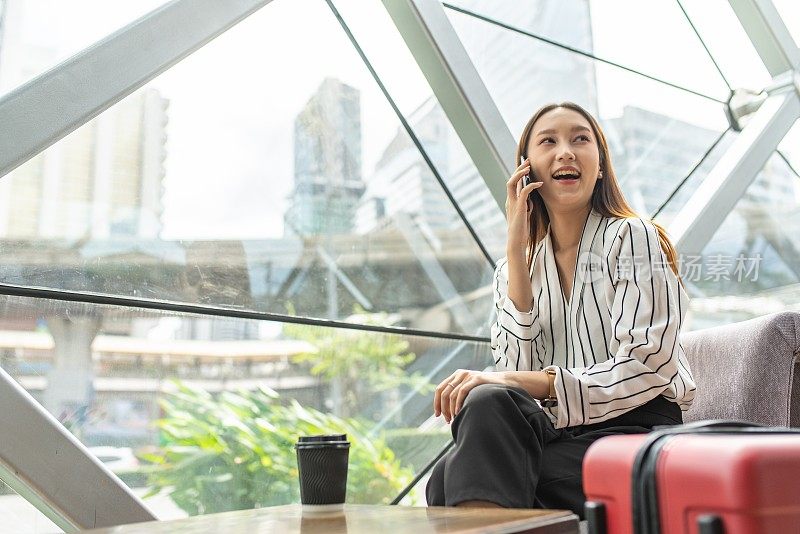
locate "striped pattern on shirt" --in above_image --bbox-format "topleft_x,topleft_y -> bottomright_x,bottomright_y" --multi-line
489,209 -> 696,429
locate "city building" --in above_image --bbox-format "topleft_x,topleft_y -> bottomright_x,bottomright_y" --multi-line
284,77 -> 364,236
0,0 -> 167,240
355,99 -> 456,234
607,105 -> 799,218
0,89 -> 168,239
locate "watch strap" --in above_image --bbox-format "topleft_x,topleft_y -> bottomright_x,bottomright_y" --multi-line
542,368 -> 558,407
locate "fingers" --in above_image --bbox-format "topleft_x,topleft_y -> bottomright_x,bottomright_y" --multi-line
433,381 -> 445,417
522,181 -> 544,196
507,159 -> 531,196
436,371 -> 479,424
440,387 -> 452,422
435,370 -> 472,423
514,181 -> 543,218
508,163 -> 545,211
433,371 -> 459,417
453,379 -> 473,418
449,384 -> 458,422
441,384 -> 456,422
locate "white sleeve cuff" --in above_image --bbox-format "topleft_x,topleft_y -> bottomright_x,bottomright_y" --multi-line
546,366 -> 589,429
498,298 -> 535,340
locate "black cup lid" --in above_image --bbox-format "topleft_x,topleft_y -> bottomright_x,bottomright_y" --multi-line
297,434 -> 348,444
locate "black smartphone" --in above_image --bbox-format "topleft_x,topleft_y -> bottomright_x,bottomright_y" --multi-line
521,156 -> 540,188
520,156 -> 540,211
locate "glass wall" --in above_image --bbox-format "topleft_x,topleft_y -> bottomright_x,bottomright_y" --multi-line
0,0 -> 798,525
0,0 -> 495,520
442,0 -> 800,331
691,152 -> 800,328
0,293 -> 486,516
0,0 -> 497,339
446,0 -> 731,100
443,0 -> 732,217
678,0 -> 773,90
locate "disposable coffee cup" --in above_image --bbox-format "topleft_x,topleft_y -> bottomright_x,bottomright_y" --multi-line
295,434 -> 350,512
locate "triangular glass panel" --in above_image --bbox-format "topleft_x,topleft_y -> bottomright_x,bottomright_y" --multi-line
444,0 -> 731,100
687,152 -> 800,329
445,5 -> 730,225
0,0 -> 500,337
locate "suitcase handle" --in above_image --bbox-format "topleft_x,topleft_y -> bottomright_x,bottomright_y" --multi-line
652,419 -> 757,432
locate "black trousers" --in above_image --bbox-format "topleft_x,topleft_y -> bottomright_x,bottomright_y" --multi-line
426,384 -> 682,518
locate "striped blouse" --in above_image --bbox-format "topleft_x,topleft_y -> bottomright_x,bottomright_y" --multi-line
490,208 -> 696,429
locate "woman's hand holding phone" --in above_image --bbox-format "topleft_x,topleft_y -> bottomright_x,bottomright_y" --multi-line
429,159 -> 540,420
506,157 -> 543,254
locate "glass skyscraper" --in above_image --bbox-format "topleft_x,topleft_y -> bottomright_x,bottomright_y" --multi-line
285,77 -> 364,236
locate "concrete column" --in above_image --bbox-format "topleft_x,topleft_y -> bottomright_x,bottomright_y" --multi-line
42,317 -> 100,424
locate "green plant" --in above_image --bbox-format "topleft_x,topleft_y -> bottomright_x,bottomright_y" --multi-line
283,304 -> 434,419
140,382 -> 415,515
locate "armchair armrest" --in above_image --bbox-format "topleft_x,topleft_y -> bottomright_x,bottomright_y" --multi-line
680,312 -> 800,427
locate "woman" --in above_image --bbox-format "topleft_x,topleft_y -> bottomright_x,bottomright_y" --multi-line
426,102 -> 696,517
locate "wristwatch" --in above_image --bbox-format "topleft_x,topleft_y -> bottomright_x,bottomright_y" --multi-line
541,368 -> 558,408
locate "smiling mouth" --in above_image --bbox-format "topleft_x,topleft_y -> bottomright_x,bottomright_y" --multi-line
553,170 -> 581,182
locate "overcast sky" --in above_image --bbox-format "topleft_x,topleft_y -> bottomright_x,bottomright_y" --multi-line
3,0 -> 798,239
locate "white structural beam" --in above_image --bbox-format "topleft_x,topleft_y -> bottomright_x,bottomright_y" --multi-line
0,366 -> 156,531
0,0 -> 274,178
670,0 -> 800,255
672,91 -> 800,256
729,0 -> 800,76
381,0 -> 516,214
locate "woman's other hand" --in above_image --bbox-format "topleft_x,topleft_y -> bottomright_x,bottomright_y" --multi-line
507,158 -> 543,253
434,369 -> 508,424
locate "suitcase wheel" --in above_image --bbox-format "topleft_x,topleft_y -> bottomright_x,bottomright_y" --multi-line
697,514 -> 724,534
584,501 -> 607,534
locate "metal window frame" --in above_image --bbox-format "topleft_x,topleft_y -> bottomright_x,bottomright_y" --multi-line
729,0 -> 800,76
672,90 -> 799,255
381,0 -> 516,214
671,0 -> 800,253
0,0 -> 275,179
0,365 -> 156,531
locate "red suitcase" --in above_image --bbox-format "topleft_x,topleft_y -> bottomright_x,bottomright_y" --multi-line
582,421 -> 800,534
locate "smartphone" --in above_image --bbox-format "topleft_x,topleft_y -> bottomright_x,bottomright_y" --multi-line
521,156 -> 540,188
521,156 -> 541,214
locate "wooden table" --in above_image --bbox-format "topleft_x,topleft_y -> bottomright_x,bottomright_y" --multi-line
85,504 -> 580,533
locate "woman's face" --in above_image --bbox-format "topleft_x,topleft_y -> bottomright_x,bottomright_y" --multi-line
524,107 -> 601,212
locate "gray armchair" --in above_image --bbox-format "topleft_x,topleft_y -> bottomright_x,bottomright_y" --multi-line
681,311 -> 800,427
